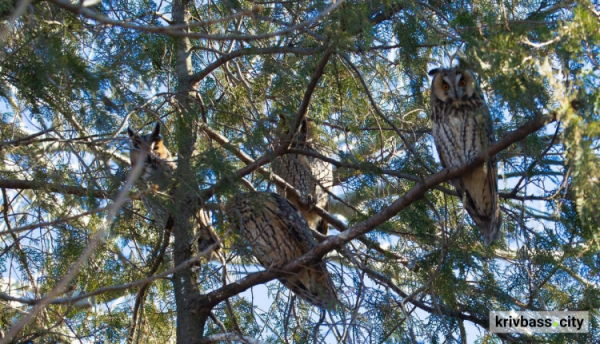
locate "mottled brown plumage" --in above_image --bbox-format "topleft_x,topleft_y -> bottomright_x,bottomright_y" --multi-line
428,67 -> 502,245
128,123 -> 218,251
128,123 -> 176,229
227,192 -> 338,309
272,119 -> 333,235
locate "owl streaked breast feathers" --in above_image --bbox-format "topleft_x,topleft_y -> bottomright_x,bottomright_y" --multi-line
128,122 -> 176,230
428,67 -> 502,246
227,191 -> 338,309
272,118 -> 333,235
128,122 -> 218,252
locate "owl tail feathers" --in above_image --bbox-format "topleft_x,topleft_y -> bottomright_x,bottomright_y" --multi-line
284,264 -> 338,310
475,206 -> 503,247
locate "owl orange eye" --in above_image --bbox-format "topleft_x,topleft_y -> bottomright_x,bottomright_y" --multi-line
458,80 -> 466,87
442,83 -> 450,91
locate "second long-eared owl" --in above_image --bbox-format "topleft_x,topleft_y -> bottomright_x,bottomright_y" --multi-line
227,191 -> 338,309
428,67 -> 502,246
272,118 -> 333,235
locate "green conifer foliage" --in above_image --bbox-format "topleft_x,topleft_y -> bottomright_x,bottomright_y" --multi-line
0,1 -> 598,343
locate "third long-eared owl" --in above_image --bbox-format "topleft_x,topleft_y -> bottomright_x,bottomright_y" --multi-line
272,118 -> 333,235
428,67 -> 502,246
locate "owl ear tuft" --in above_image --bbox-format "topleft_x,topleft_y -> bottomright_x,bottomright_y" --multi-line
300,118 -> 308,134
467,69 -> 479,80
277,113 -> 287,124
151,122 -> 161,138
428,68 -> 440,76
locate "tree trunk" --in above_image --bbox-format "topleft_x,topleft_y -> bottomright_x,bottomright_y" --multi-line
171,0 -> 209,341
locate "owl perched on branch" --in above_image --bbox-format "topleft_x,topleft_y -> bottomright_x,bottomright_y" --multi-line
127,123 -> 218,251
428,67 -> 502,246
128,122 -> 176,230
227,192 -> 338,309
272,118 -> 333,235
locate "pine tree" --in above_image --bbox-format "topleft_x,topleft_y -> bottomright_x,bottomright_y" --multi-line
0,1 -> 598,343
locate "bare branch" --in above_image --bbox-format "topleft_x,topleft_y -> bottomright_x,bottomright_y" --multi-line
0,127 -> 55,148
199,45 -> 335,201
50,0 -> 257,33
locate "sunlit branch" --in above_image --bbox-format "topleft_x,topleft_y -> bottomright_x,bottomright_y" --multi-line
190,113 -> 556,311
189,46 -> 320,83
0,179 -> 109,199
50,0 -> 344,41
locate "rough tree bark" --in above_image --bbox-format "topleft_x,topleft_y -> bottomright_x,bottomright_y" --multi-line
170,0 -> 209,341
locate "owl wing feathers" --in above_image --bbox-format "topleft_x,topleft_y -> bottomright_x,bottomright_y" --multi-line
129,123 -> 219,255
473,104 -> 502,245
228,192 -> 338,309
429,69 -> 502,245
272,147 -> 333,235
445,106 -> 502,245
266,194 -> 316,253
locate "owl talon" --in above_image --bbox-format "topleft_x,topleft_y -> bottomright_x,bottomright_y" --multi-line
268,261 -> 285,271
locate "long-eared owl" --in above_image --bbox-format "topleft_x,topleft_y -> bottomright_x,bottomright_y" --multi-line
428,67 -> 502,246
227,191 -> 338,309
272,118 -> 333,235
128,122 -> 176,230
127,123 -> 218,251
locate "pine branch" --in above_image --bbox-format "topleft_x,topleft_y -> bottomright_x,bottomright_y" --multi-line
188,46 -> 320,84
190,113 -> 556,311
0,179 -> 109,199
198,45 -> 335,201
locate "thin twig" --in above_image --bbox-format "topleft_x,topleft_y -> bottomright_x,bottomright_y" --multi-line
0,155 -> 146,344
51,0 -> 344,41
